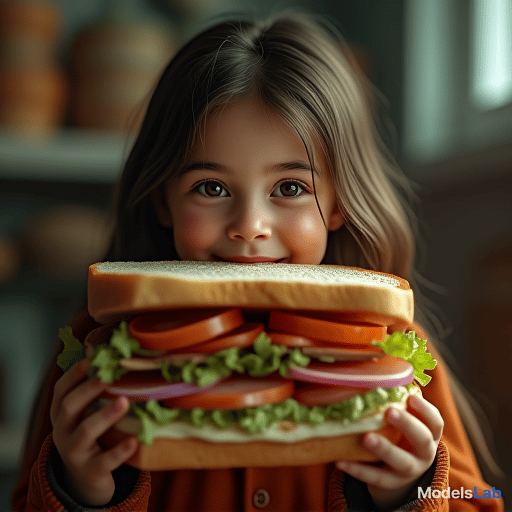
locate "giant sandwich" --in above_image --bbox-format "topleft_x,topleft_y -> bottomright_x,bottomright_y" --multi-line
58,261 -> 437,470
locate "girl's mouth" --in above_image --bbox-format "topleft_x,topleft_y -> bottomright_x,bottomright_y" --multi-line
214,256 -> 287,264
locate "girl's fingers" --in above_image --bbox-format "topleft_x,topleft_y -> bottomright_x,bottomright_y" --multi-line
408,394 -> 444,441
55,372 -> 108,433
335,398 -> 443,491
336,457 -> 403,490
51,359 -> 89,426
364,432 -> 419,477
72,397 -> 131,453
96,435 -> 139,474
385,406 -> 438,461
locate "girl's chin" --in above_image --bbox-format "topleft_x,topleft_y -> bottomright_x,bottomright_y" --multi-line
178,254 -> 297,264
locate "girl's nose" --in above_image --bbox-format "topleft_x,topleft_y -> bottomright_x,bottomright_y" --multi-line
226,202 -> 272,241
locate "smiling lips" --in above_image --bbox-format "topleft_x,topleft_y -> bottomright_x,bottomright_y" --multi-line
215,256 -> 286,263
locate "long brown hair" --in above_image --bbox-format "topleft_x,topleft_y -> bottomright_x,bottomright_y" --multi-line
103,10 -> 505,485
105,11 -> 416,274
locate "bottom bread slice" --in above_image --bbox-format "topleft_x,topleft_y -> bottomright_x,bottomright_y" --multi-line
99,423 -> 402,470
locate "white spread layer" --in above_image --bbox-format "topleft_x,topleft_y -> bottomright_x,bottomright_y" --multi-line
114,400 -> 409,444
96,261 -> 400,287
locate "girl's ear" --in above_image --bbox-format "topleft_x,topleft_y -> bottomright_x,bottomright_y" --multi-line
327,201 -> 344,231
151,189 -> 173,227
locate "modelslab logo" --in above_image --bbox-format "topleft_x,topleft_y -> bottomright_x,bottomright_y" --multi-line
418,487 -> 502,499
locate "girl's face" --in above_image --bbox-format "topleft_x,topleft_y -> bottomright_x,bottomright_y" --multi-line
156,96 -> 344,264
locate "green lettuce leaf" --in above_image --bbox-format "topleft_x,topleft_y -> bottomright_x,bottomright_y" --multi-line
89,345 -> 127,383
109,321 -> 140,358
372,331 -> 437,386
57,326 -> 85,371
159,332 -> 311,387
88,322 -> 132,383
87,321 -> 162,383
130,404 -> 158,445
146,399 -> 180,423
58,321 -> 368,388
130,385 -> 414,444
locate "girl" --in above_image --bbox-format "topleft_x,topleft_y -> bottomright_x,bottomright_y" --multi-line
12,11 -> 505,512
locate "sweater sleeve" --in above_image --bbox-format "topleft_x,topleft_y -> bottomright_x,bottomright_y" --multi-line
327,322 -> 505,512
10,310 -> 153,512
48,436 -> 146,511
327,441 -> 446,512
328,435 -> 500,512
419,344 -> 504,512
19,433 -> 152,512
12,310 -> 99,511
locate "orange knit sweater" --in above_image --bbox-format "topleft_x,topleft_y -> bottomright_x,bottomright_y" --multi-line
11,311 -> 504,511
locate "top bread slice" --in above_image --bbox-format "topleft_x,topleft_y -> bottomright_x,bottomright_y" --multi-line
88,261 -> 414,330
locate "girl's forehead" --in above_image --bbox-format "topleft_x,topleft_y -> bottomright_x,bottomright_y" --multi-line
181,94 -> 332,177
191,99 -> 308,157
181,98 -> 332,182
196,97 -> 314,150
203,96 -> 281,128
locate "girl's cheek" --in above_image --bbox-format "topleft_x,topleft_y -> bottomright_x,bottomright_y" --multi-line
173,209 -> 220,256
279,211 -> 328,263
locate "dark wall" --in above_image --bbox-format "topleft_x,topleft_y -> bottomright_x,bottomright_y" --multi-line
325,0 -> 405,145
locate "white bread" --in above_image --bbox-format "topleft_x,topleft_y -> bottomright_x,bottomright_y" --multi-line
88,261 -> 414,331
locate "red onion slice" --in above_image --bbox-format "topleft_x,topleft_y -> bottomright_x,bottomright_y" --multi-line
105,379 -> 221,401
287,355 -> 414,388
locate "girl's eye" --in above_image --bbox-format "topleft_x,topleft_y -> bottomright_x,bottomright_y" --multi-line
195,180 -> 228,197
272,180 -> 309,198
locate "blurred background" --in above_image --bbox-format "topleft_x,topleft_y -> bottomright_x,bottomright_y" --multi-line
1,0 -> 511,508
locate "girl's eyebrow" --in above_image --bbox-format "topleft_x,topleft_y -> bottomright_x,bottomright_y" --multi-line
181,161 -> 320,176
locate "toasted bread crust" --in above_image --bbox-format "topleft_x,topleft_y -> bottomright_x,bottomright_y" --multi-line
88,261 -> 414,330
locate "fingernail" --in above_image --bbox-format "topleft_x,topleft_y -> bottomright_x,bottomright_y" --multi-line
124,437 -> 137,451
365,433 -> 379,448
409,393 -> 421,408
387,407 -> 400,422
336,461 -> 348,470
114,396 -> 128,411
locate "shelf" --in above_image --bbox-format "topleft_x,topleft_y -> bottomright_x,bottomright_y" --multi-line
0,129 -> 134,183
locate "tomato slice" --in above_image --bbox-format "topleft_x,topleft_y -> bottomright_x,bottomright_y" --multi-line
128,308 -> 244,351
162,376 -> 295,410
179,323 -> 265,354
293,383 -> 369,407
268,311 -> 386,345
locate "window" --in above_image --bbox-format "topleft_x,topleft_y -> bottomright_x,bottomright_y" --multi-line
471,0 -> 512,109
403,0 -> 512,175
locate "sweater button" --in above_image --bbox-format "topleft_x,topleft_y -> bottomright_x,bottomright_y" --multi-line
253,489 -> 270,508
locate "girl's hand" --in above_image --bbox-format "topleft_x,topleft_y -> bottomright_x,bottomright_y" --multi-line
336,393 -> 444,512
50,359 -> 138,507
